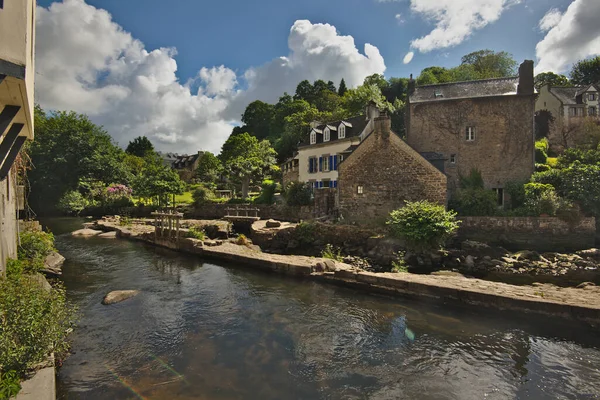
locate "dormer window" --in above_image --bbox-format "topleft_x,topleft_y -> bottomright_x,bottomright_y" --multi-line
339,124 -> 346,139
310,130 -> 316,144
324,127 -> 330,142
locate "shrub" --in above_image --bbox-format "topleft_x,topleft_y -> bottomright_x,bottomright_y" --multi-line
17,230 -> 56,274
531,169 -> 563,192
5,259 -> 25,280
556,199 -> 582,226
227,197 -> 252,204
103,184 -> 134,208
235,234 -> 250,246
387,201 -> 460,252
535,138 -> 549,164
0,277 -> 76,381
449,188 -> 498,216
253,179 -> 277,205
192,185 -> 215,206
321,244 -> 343,262
504,181 -> 526,209
524,183 -> 559,216
459,169 -> 484,189
0,370 -> 21,400
535,163 -> 550,172
284,182 -> 312,206
186,226 -> 206,240
57,191 -> 87,216
294,222 -> 316,245
391,252 -> 408,273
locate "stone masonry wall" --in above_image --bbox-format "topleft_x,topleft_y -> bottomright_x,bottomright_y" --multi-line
185,204 -> 314,222
454,216 -> 596,252
338,116 -> 447,226
407,95 -> 535,193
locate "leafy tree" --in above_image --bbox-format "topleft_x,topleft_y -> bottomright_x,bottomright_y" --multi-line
338,78 -> 348,96
460,49 -> 517,78
195,151 -> 222,183
58,190 -> 88,216
363,74 -> 389,91
384,77 -> 409,102
219,133 -> 276,198
534,72 -> 571,89
341,84 -> 388,115
570,56 -> 600,86
125,136 -> 155,157
29,106 -> 128,215
132,161 -> 185,207
241,100 -> 274,140
284,181 -> 312,206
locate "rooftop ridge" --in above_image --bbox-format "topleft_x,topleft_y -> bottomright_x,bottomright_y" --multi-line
415,76 -> 518,88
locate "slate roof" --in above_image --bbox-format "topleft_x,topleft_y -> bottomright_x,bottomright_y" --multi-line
299,114 -> 369,147
550,87 -> 580,105
172,152 -> 201,169
410,77 -> 520,103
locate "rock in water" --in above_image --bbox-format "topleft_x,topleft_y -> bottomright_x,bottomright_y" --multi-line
98,231 -> 118,238
265,219 -> 282,228
72,228 -> 102,237
102,290 -> 140,305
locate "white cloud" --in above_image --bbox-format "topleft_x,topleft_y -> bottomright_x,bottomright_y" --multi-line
36,1 -> 386,154
395,13 -> 405,23
409,0 -> 519,52
403,51 -> 414,64
535,0 -> 600,73
538,8 -> 562,32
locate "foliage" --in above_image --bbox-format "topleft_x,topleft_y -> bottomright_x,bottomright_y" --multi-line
0,276 -> 76,379
460,50 -> 517,78
284,181 -> 313,206
531,168 -> 564,190
125,136 -> 155,158
459,168 -> 484,189
556,199 -> 582,226
449,188 -> 498,216
535,138 -> 549,164
253,179 -> 278,205
534,72 -> 571,89
570,56 -> 600,86
535,163 -> 550,172
192,185 -> 215,206
524,183 -> 560,216
227,197 -> 252,204
321,244 -> 343,262
0,370 -> 21,400
294,222 -> 317,245
535,110 -> 555,139
103,184 -> 134,208
131,160 -> 185,207
387,201 -> 460,252
57,190 -> 87,216
338,78 -> 348,96
504,181 -> 527,209
235,234 -> 250,247
195,152 -> 222,183
391,252 -> 408,273
186,226 -> 206,240
17,230 -> 56,274
119,216 -> 132,227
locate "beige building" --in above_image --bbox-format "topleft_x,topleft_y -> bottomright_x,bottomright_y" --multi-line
0,0 -> 36,275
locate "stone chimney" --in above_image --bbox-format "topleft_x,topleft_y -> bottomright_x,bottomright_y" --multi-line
309,120 -> 322,129
408,74 -> 416,97
517,60 -> 534,95
365,100 -> 380,121
374,115 -> 391,137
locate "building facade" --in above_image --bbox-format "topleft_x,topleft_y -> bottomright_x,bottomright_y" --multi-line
0,0 -> 36,275
406,60 -> 536,204
338,115 -> 447,225
172,151 -> 204,182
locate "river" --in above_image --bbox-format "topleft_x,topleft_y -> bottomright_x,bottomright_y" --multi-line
48,218 -> 600,400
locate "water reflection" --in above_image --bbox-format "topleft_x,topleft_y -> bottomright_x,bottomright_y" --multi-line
49,219 -> 600,400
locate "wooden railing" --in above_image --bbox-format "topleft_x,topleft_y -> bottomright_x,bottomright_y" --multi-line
224,207 -> 260,218
151,210 -> 184,241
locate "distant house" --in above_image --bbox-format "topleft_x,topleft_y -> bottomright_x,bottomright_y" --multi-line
406,60 -> 536,205
158,152 -> 180,168
171,151 -> 204,182
281,154 -> 299,188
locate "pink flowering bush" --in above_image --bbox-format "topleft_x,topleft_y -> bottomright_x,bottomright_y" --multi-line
103,183 -> 133,207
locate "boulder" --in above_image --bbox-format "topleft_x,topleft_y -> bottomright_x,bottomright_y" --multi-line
265,219 -> 282,228
577,248 -> 600,260
72,228 -> 102,237
98,231 -> 118,239
576,282 -> 596,289
464,255 -> 475,269
323,259 -> 337,272
461,240 -> 508,259
42,252 -> 65,276
514,250 -> 541,262
102,290 -> 139,305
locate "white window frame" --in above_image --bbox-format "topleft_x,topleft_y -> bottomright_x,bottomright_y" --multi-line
357,185 -> 364,194
323,154 -> 330,172
450,154 -> 456,164
589,94 -> 596,101
466,127 -> 475,142
310,130 -> 316,144
338,124 -> 346,139
324,128 -> 330,142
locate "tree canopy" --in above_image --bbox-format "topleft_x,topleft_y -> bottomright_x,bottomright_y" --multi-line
126,136 -> 155,157
534,72 -> 571,89
570,56 -> 600,86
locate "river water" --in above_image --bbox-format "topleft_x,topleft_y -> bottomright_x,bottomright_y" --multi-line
49,219 -> 600,400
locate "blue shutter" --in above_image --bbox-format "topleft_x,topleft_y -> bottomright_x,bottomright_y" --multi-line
333,180 -> 338,188
329,181 -> 334,188
319,156 -> 323,172
309,158 -> 313,173
333,155 -> 338,170
314,182 -> 318,189
319,181 -> 323,188
329,155 -> 333,171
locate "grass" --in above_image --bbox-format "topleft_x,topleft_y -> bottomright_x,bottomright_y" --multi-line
174,191 -> 194,204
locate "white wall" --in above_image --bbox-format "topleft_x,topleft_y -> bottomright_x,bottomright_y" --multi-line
297,138 -> 360,183
0,168 -> 18,276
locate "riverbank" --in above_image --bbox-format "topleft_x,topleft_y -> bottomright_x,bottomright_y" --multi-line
91,219 -> 600,325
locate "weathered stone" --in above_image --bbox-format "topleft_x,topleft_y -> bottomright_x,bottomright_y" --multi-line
461,240 -> 508,259
265,219 -> 282,228
42,252 -> 65,276
577,248 -> 600,260
72,228 -> 102,237
514,250 -> 541,261
576,282 -> 596,289
98,231 -> 117,238
313,262 -> 325,273
431,270 -> 464,278
323,259 -> 337,272
464,255 -> 475,269
102,290 -> 139,305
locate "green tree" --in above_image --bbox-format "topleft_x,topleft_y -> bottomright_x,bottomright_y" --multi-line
125,136 -> 155,157
338,78 -> 348,96
570,56 -> 600,86
195,151 -> 222,183
241,100 -> 274,140
534,72 -> 571,89
460,49 -> 517,78
131,155 -> 185,207
29,106 -> 128,215
219,133 -> 276,198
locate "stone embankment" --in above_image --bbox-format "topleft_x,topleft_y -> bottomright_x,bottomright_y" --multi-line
89,218 -> 600,325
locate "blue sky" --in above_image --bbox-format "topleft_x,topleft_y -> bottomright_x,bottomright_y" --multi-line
34,0 -> 599,153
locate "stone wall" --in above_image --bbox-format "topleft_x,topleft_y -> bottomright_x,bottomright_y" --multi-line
407,95 -> 535,195
185,203 -> 314,222
454,216 -> 596,252
338,116 -> 447,226
0,167 -> 18,276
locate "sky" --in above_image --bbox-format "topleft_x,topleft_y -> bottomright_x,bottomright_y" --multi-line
34,0 -> 600,154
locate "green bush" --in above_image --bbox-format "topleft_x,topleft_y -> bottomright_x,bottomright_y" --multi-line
505,181 -> 526,209
556,199 -> 582,225
449,188 -> 498,216
253,179 -> 277,205
535,163 -> 550,172
0,276 -> 76,383
284,182 -> 312,206
235,234 -> 250,246
391,252 -> 408,273
57,190 -> 87,216
535,138 -> 549,164
186,226 -> 206,240
459,169 -> 484,189
321,244 -> 343,262
294,222 -> 317,245
227,197 -> 252,204
17,230 -> 56,274
5,259 -> 25,280
531,169 -> 563,191
387,201 -> 460,252
192,185 -> 215,206
524,183 -> 559,216
0,370 -> 21,400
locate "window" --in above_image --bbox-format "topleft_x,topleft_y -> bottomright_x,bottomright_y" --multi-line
569,107 -> 577,117
310,130 -> 316,144
0,0 -> 4,9
544,102 -> 547,107
339,125 -> 346,139
450,154 -> 456,164
357,185 -> 364,194
324,128 -> 330,142
308,157 -> 317,173
322,154 -> 330,172
465,127 -> 475,141
492,188 -> 504,207
589,107 -> 597,116
589,94 -> 596,101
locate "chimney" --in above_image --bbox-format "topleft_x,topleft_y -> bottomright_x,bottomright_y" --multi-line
517,60 -> 534,95
408,74 -> 416,97
365,100 -> 380,121
374,114 -> 391,135
309,120 -> 322,129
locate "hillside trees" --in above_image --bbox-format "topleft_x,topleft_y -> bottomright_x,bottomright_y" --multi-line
570,56 -> 600,86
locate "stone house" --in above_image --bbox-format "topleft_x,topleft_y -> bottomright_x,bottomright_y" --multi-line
338,115 -> 447,225
535,83 -> 600,150
406,60 -> 536,205
172,151 -> 204,182
281,154 -> 299,188
0,0 -> 36,275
